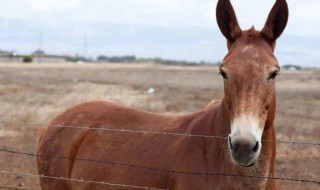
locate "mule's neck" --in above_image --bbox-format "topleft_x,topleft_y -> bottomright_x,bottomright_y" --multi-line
184,99 -> 230,137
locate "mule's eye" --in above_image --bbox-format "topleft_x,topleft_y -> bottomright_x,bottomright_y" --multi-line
268,71 -> 279,80
220,70 -> 228,80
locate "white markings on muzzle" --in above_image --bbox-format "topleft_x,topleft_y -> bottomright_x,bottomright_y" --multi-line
230,115 -> 263,141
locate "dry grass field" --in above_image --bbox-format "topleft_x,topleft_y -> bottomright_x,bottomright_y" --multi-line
0,63 -> 319,190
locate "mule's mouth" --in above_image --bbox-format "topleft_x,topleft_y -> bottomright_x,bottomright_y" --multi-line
242,162 -> 256,168
228,135 -> 260,167
237,160 -> 256,168
229,152 -> 258,168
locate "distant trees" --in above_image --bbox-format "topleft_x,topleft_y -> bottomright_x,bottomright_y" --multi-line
96,55 -> 214,65
67,54 -> 94,62
97,55 -> 136,63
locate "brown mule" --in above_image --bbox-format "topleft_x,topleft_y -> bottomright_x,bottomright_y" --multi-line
37,0 -> 289,189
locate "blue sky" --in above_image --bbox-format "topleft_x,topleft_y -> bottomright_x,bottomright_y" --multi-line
0,0 -> 319,67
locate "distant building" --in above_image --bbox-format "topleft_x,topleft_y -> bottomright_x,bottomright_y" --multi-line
31,50 -> 70,63
0,50 -> 23,62
0,49 -> 70,63
282,64 -> 302,71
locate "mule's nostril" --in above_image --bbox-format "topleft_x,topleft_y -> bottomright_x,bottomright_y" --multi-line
228,136 -> 233,150
252,141 -> 259,153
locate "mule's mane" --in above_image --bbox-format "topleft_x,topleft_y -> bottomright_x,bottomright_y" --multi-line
248,26 -> 257,36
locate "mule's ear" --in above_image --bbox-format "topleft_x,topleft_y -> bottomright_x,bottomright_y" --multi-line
216,0 -> 242,42
261,0 -> 289,42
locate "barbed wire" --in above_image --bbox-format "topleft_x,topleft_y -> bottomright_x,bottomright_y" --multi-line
0,147 -> 319,186
0,121 -> 319,146
0,121 -> 228,139
264,139 -> 320,146
0,187 -> 30,190
0,170 -> 167,190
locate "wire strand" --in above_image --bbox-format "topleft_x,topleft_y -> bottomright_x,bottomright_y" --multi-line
0,148 -> 319,186
0,121 -> 229,139
0,187 -> 30,190
0,170 -> 166,190
0,121 -> 319,146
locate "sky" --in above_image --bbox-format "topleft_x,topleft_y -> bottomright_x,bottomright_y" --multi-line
0,0 -> 319,67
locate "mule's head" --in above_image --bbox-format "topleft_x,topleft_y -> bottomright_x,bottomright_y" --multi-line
216,0 -> 288,167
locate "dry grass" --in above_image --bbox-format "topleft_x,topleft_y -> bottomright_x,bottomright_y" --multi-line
0,63 -> 319,189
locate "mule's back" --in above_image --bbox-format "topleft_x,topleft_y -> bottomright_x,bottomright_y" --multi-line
37,101 -> 182,189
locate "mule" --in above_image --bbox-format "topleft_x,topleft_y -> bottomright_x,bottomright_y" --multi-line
37,0 -> 289,189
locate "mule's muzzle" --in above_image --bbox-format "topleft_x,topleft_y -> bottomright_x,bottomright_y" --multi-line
228,135 -> 260,167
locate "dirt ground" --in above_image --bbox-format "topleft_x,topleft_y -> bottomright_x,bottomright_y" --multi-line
0,63 -> 319,190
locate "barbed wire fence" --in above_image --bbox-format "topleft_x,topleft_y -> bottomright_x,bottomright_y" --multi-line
0,187 -> 30,190
0,121 -> 319,190
1,121 -> 319,146
0,170 -> 166,190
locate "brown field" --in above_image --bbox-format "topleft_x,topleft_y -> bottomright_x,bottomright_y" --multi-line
0,63 -> 319,190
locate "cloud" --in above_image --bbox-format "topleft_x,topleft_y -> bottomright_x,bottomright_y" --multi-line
287,1 -> 320,37
1,0 -> 319,35
0,0 -> 319,66
27,0 -> 80,11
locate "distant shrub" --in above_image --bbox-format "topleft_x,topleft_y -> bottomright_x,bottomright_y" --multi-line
23,56 -> 33,63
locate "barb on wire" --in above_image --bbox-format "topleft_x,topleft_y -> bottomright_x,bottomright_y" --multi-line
0,170 -> 166,190
1,121 -> 319,146
0,147 -> 319,186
